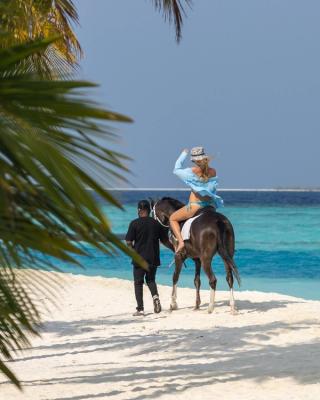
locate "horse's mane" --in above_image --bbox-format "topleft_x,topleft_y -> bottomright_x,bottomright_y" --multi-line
161,197 -> 185,209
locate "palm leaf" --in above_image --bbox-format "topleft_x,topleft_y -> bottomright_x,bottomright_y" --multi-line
0,38 -> 146,387
0,0 -> 191,386
151,0 -> 192,42
0,0 -> 82,77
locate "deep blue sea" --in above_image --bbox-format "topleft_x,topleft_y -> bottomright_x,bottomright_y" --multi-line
53,190 -> 320,300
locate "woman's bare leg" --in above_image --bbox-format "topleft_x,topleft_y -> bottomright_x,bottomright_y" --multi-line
169,205 -> 200,253
170,219 -> 184,252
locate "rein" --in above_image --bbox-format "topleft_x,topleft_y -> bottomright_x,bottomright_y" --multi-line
152,201 -> 170,228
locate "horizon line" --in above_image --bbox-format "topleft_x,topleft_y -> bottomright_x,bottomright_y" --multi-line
88,188 -> 320,192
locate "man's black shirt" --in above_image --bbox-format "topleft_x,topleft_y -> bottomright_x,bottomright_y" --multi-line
125,216 -> 167,267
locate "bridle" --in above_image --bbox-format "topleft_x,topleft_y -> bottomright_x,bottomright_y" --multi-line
151,201 -> 170,228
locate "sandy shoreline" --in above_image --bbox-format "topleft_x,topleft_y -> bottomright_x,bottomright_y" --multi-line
1,271 -> 319,400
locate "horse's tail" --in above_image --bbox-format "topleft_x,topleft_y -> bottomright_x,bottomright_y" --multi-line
216,218 -> 241,287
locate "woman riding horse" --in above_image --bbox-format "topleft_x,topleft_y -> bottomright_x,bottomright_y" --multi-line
170,147 -> 224,253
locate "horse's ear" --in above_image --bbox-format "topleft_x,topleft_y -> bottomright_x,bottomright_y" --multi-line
149,197 -> 155,208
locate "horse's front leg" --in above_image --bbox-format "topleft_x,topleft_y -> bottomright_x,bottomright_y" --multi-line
170,256 -> 183,310
193,258 -> 201,310
202,257 -> 217,314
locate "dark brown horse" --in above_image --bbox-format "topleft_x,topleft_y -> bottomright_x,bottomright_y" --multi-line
151,197 -> 240,314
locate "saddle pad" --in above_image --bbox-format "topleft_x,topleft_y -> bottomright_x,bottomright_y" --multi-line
181,215 -> 201,241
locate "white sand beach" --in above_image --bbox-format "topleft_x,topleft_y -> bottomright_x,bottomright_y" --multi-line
1,270 -> 319,400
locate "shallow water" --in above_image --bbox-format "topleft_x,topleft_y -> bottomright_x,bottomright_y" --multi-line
50,190 -> 320,300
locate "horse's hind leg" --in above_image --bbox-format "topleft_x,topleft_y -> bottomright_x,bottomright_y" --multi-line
170,256 -> 183,311
202,258 -> 217,314
224,261 -> 238,315
193,258 -> 201,310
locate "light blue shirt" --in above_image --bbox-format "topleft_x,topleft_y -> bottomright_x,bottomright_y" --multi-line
173,151 -> 224,208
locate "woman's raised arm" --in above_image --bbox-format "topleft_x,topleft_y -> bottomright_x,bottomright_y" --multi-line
173,149 -> 190,180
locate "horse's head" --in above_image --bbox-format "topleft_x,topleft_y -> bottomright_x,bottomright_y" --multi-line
151,197 -> 185,227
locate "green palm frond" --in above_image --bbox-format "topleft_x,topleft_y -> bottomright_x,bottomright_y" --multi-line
0,38 -> 145,387
0,0 -> 193,388
151,0 -> 192,42
0,0 -> 82,77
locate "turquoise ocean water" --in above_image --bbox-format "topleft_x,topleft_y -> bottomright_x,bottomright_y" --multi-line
52,190 -> 320,300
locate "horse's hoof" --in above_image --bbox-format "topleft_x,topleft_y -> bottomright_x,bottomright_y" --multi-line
230,308 -> 238,315
193,302 -> 201,310
170,303 -> 178,311
207,306 -> 214,314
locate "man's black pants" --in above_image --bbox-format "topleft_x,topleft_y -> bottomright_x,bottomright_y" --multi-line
133,265 -> 158,311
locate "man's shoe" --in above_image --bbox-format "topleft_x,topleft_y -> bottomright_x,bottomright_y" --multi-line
132,310 -> 145,316
153,296 -> 161,314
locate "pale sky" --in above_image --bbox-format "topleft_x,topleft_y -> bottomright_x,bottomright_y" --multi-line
76,0 -> 320,189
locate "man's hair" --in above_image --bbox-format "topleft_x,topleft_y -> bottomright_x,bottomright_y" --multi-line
138,200 -> 151,213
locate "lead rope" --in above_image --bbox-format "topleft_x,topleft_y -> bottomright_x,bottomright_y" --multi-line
168,258 -> 188,269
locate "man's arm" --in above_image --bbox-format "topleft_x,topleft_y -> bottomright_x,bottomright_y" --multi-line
125,221 -> 136,248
